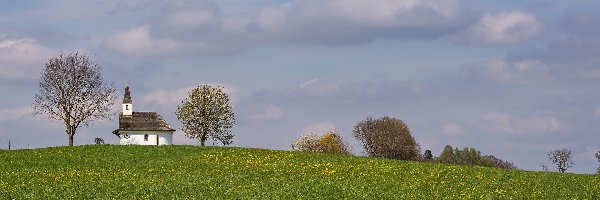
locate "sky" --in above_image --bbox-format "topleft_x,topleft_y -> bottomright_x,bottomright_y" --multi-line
0,0 -> 599,174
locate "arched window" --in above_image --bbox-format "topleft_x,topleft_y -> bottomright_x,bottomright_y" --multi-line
144,134 -> 149,141
125,105 -> 129,110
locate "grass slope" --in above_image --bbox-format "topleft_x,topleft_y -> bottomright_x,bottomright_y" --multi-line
0,145 -> 598,199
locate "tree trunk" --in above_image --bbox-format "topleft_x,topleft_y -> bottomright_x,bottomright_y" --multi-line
68,134 -> 74,146
199,134 -> 209,146
66,125 -> 75,146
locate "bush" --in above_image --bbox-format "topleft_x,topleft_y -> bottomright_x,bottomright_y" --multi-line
438,145 -> 488,166
423,150 -> 434,161
438,145 -> 517,169
353,116 -> 420,160
291,130 -> 351,155
481,155 -> 517,169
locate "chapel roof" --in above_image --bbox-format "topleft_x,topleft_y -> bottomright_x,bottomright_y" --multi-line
119,112 -> 175,132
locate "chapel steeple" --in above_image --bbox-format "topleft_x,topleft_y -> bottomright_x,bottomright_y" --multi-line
123,84 -> 132,104
122,84 -> 133,116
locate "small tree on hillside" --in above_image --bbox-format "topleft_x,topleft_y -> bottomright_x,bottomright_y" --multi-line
547,148 -> 574,173
353,116 -> 420,160
438,145 -> 456,164
176,85 -> 235,146
33,52 -> 116,146
291,130 -> 351,155
423,150 -> 433,161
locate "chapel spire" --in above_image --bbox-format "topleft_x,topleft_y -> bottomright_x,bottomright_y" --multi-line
123,84 -> 132,104
122,83 -> 133,116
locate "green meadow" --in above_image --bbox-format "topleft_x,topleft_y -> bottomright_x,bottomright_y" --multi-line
0,145 -> 598,199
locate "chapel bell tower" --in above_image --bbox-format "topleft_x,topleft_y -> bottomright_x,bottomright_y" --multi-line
122,84 -> 133,116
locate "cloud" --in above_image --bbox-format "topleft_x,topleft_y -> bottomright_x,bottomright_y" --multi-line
302,121 -> 337,134
482,59 -> 551,84
594,107 -> 600,118
150,0 -> 221,39
141,83 -> 240,108
104,0 -> 473,57
501,37 -> 600,81
250,105 -> 283,121
0,35 -> 56,80
482,112 -> 568,134
494,10 -> 600,81
299,79 -> 319,90
561,11 -> 600,37
463,10 -> 541,45
483,112 -> 513,133
298,79 -> 345,96
255,0 -> 469,43
104,0 -> 250,57
295,79 -> 390,98
103,26 -> 182,57
0,106 -> 34,121
141,86 -> 191,109
442,123 -> 465,135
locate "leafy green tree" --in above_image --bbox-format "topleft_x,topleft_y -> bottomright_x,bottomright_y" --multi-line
353,116 -> 420,160
291,130 -> 351,155
33,52 -> 116,146
438,145 -> 456,164
176,85 -> 235,146
547,148 -> 573,173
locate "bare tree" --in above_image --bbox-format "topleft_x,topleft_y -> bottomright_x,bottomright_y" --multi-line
547,148 -> 574,173
33,52 -> 116,146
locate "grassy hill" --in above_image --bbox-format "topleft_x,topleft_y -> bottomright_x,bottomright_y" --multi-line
0,145 -> 598,199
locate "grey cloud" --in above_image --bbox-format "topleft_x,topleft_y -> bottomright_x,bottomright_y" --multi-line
149,0 -> 222,40
456,10 -> 542,46
502,10 -> 600,69
480,59 -> 552,85
104,0 -> 476,57
503,37 -> 600,81
0,34 -> 56,81
561,11 -> 600,37
103,0 -> 158,14
247,79 -> 423,106
252,0 -> 474,44
482,14 -> 600,85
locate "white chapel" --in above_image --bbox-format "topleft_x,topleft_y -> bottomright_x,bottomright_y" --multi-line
118,84 -> 175,145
